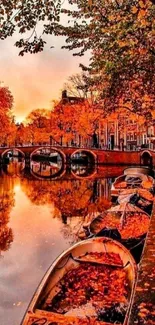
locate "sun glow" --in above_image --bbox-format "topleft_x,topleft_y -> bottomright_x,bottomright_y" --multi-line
15,116 -> 25,124
14,184 -> 21,192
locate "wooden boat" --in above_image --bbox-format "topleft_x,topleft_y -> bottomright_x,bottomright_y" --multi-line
89,203 -> 150,240
118,189 -> 153,203
118,189 -> 153,214
87,204 -> 150,263
21,237 -> 137,325
123,167 -> 154,177
111,173 -> 154,198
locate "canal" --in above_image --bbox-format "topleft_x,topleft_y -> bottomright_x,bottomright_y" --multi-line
0,159 -> 129,325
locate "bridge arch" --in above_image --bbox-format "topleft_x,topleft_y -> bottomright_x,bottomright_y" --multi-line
71,149 -> 97,165
30,146 -> 66,164
1,148 -> 25,158
140,150 -> 153,167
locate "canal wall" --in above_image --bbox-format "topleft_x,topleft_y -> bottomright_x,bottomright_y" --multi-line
128,203 -> 155,325
96,150 -> 140,165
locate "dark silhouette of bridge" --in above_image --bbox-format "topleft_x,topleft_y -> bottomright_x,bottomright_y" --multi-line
0,145 -> 98,165
0,145 -> 155,167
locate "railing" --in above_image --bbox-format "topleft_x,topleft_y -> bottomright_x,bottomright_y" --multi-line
0,143 -> 101,150
0,143 -> 153,151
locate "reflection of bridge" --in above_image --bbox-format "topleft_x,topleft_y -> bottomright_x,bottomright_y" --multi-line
26,165 -> 128,181
0,145 -> 155,167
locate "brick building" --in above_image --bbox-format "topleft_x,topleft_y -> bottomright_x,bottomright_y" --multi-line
57,91 -> 155,150
98,111 -> 155,151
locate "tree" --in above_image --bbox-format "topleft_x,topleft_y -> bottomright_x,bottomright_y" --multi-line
0,1 -> 154,117
63,72 -> 101,106
0,85 -> 14,145
63,73 -> 91,99
50,99 -> 103,146
15,122 -> 26,145
0,85 -> 13,111
50,101 -> 78,145
62,0 -> 155,115
0,0 -> 154,57
0,0 -> 62,55
25,109 -> 51,144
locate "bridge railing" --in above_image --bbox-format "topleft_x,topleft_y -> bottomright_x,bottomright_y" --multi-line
0,142 -> 151,151
0,142 -> 101,150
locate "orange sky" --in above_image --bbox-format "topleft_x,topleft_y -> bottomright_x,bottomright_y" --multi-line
0,33 -> 89,123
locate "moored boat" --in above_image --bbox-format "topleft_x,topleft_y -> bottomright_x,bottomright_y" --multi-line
86,203 -> 150,262
89,203 -> 150,241
111,173 -> 154,198
21,237 -> 137,325
118,189 -> 153,214
123,167 -> 154,177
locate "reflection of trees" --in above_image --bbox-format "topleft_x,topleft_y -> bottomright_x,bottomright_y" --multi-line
3,159 -> 24,176
21,177 -> 111,222
31,160 -> 62,177
0,227 -> 13,252
0,176 -> 14,254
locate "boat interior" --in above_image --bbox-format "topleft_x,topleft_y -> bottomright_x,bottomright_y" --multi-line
27,238 -> 137,325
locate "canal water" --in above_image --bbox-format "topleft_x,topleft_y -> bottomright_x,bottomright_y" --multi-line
0,159 -> 126,325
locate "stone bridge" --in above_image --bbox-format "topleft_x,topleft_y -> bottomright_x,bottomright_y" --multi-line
0,145 -> 155,167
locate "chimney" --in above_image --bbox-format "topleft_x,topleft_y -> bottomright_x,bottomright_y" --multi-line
62,89 -> 67,99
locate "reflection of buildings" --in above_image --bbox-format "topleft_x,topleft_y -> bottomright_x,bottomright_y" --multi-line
95,179 -> 113,201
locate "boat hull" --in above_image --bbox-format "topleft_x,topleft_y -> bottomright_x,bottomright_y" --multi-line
21,237 -> 137,325
111,173 -> 154,198
123,167 -> 154,176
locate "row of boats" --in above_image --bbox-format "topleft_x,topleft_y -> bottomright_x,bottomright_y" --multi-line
21,167 -> 154,325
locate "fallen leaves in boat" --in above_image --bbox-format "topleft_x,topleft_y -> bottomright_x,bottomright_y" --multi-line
136,189 -> 153,201
44,252 -> 128,324
75,252 -> 123,266
115,177 -> 153,190
141,179 -> 153,189
115,182 -> 127,189
90,212 -> 149,239
28,314 -> 110,325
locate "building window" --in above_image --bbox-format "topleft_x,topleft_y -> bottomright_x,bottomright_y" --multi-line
143,134 -> 147,144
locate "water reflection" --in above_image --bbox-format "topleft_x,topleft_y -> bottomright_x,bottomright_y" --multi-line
30,160 -> 63,178
0,176 -> 15,256
71,163 -> 95,177
20,178 -> 112,222
71,150 -> 95,165
0,159 -> 122,325
30,161 -> 96,179
31,148 -> 63,178
2,157 -> 25,176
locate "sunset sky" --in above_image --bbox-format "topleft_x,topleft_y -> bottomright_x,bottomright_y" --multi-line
0,32 -> 89,123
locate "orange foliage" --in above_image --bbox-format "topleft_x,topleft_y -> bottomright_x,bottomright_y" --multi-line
21,178 -> 111,219
50,100 -> 103,145
0,176 -> 14,252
